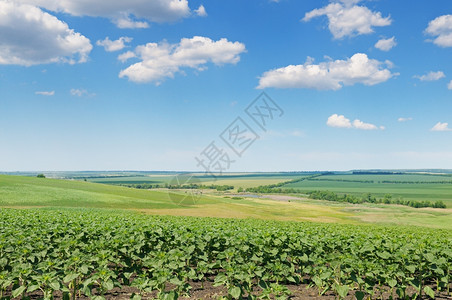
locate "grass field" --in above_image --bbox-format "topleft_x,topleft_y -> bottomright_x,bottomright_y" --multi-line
0,174 -> 451,229
282,173 -> 452,207
86,173 -> 308,188
0,175 -> 215,209
1,173 -> 452,299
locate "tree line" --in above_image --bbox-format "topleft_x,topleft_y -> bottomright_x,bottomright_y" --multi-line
308,190 -> 447,208
120,183 -> 234,191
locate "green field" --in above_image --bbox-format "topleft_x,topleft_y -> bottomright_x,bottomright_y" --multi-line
282,173 -> 452,207
0,173 -> 452,299
0,175 -> 353,223
0,174 -> 451,229
1,209 -> 450,300
86,173 -> 309,188
0,175 -> 216,209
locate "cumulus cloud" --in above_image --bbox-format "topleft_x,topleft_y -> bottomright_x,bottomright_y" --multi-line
17,0 -> 192,27
425,15 -> 452,47
35,90 -> 55,96
113,14 -> 149,29
431,122 -> 452,132
327,114 -> 352,128
398,117 -> 413,122
448,80 -> 452,90
97,37 -> 132,52
303,1 -> 391,39
258,53 -> 396,90
375,36 -> 396,51
119,36 -> 246,84
414,71 -> 445,81
117,51 -> 136,62
327,114 -> 382,130
0,1 -> 92,66
195,5 -> 207,17
353,119 -> 378,130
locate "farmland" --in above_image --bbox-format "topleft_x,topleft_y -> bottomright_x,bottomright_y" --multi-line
0,209 -> 451,300
84,173 -> 308,189
1,174 -> 451,229
280,173 -> 452,207
1,172 -> 452,299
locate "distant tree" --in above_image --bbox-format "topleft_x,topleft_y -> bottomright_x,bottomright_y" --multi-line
383,194 -> 392,204
37,174 -> 46,178
433,200 -> 447,209
237,187 -> 244,193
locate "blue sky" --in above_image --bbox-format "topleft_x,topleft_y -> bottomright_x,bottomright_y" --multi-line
1,0 -> 452,171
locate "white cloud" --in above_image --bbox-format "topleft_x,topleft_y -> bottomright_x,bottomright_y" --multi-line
327,114 -> 352,128
35,90 -> 54,96
425,15 -> 452,47
118,51 -> 136,62
17,0 -> 192,27
0,1 -> 92,66
431,122 -> 452,132
258,53 -> 396,90
327,114 -> 382,130
113,14 -> 149,29
195,5 -> 207,17
414,71 -> 445,81
70,88 -> 94,97
398,117 -> 413,122
375,36 -> 396,51
353,119 -> 378,130
119,36 -> 246,84
448,80 -> 452,90
97,37 -> 132,52
303,1 -> 391,39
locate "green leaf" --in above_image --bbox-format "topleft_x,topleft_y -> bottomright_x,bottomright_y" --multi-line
80,264 -> 89,274
423,286 -> 435,299
355,291 -> 365,300
335,284 -> 349,298
169,277 -> 183,286
49,281 -> 60,291
406,265 -> 416,273
12,285 -> 26,298
161,291 -> 178,300
377,251 -> 391,259
258,280 -> 269,289
388,279 -> 397,288
63,273 -> 79,283
104,279 -> 114,291
229,286 -> 241,299
27,284 -> 40,293
131,293 -> 142,300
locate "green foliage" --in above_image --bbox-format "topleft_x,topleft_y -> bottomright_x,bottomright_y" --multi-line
122,183 -> 234,191
36,174 -> 46,178
0,208 -> 451,299
307,190 -> 447,209
245,174 -> 323,194
283,173 -> 452,208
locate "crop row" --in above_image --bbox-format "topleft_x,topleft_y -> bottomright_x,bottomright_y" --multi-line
0,209 -> 451,299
